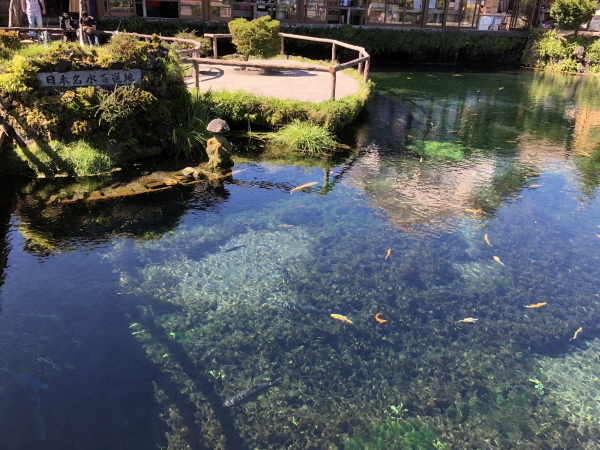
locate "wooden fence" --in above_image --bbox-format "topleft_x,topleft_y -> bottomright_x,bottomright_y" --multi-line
0,28 -> 369,101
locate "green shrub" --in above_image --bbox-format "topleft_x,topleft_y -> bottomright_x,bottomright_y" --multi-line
0,54 -> 38,94
550,0 -> 596,34
228,16 -> 281,60
96,84 -> 157,136
172,30 -> 212,57
270,119 -> 338,154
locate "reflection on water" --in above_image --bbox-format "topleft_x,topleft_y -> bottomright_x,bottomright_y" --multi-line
1,69 -> 600,449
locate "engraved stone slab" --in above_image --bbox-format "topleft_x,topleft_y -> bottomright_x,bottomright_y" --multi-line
37,69 -> 142,87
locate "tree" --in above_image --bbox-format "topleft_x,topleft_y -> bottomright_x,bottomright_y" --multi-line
549,0 -> 596,35
228,16 -> 281,61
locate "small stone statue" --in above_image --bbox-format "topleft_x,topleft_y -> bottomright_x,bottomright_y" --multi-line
206,119 -> 234,170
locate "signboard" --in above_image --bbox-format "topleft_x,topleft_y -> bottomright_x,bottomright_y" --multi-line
37,69 -> 142,88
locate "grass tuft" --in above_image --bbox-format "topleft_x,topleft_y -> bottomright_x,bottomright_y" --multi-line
170,88 -> 212,158
270,119 -> 338,155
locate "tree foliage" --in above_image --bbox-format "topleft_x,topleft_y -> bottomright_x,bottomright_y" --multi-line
550,0 -> 596,34
228,16 -> 281,60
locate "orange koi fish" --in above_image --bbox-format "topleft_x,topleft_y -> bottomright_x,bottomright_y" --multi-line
484,234 -> 492,246
570,327 -> 583,340
385,249 -> 391,260
331,314 -> 353,324
465,209 -> 482,216
493,256 -> 504,266
528,184 -> 543,188
524,302 -> 547,308
375,313 -> 387,323
455,317 -> 479,324
290,182 -> 317,194
471,113 -> 478,116
597,235 -> 600,238
407,135 -> 415,139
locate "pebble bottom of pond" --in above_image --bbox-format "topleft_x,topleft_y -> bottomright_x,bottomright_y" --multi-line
1,68 -> 600,450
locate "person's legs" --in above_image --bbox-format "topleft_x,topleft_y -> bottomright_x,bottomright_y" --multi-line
27,13 -> 36,39
27,14 -> 43,40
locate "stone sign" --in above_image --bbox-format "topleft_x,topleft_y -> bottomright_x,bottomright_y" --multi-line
37,69 -> 142,87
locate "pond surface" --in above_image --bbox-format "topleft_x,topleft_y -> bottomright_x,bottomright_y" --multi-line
2,68 -> 600,450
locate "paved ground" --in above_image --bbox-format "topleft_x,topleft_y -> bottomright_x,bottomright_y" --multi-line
185,60 -> 360,103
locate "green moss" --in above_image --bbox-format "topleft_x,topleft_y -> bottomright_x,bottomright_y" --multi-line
407,141 -> 465,161
346,420 -> 447,450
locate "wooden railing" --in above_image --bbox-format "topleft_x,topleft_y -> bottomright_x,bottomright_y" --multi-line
0,28 -> 368,101
203,32 -> 370,100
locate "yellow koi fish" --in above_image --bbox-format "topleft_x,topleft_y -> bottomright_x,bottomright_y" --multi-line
331,314 -> 353,324
290,182 -> 317,194
570,327 -> 583,340
279,224 -> 294,227
524,302 -> 547,308
528,184 -> 543,188
493,256 -> 504,266
455,317 -> 479,324
465,209 -> 482,216
484,234 -> 492,246
385,249 -> 391,260
597,235 -> 600,238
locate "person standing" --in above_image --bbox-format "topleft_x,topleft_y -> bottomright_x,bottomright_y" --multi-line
21,0 -> 46,41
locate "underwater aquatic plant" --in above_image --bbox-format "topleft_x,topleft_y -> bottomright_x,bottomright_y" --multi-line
345,419 -> 447,450
406,141 -> 465,161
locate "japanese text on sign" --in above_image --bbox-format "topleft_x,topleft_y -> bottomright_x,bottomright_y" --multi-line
37,69 -> 142,87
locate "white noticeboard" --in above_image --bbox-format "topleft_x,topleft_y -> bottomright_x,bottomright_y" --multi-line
37,69 -> 142,88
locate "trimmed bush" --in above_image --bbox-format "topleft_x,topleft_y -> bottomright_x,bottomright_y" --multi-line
228,16 -> 281,60
550,0 -> 596,35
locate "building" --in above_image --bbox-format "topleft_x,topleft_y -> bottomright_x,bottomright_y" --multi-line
102,0 -> 541,30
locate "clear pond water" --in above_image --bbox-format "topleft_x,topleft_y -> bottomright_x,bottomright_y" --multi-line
2,68 -> 600,449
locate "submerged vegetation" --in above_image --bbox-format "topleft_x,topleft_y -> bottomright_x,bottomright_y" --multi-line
406,141 -> 465,161
346,420 -> 446,450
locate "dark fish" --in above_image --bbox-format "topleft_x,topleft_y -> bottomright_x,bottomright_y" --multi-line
224,245 -> 245,252
280,266 -> 291,282
274,301 -> 331,314
223,377 -> 282,407
34,396 -> 46,441
6,369 -> 48,389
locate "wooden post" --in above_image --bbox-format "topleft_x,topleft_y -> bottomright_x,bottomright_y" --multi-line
363,58 -> 370,83
331,43 -> 336,63
280,35 -> 284,55
358,62 -> 363,75
142,0 -> 147,17
8,0 -> 14,27
330,71 -> 336,101
79,0 -> 85,45
212,37 -> 218,59
193,61 -> 199,89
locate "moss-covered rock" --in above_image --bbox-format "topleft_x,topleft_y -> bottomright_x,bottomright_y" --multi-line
0,35 -> 192,177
